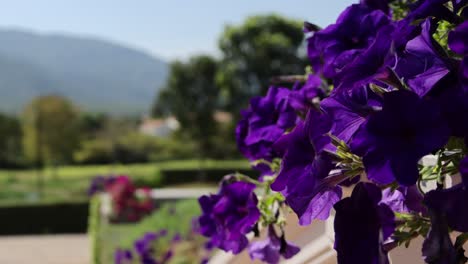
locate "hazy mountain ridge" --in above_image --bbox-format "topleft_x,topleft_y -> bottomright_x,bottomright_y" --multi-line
0,28 -> 168,115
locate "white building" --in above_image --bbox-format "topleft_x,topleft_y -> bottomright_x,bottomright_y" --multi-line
138,116 -> 180,138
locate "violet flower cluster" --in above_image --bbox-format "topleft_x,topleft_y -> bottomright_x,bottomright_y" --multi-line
198,0 -> 468,263
114,230 -> 178,264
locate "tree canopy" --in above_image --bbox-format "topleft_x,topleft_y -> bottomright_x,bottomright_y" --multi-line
0,113 -> 22,167
152,55 -> 219,157
216,14 -> 306,115
22,95 -> 81,166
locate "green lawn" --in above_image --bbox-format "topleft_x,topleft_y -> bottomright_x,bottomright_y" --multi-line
0,159 -> 249,205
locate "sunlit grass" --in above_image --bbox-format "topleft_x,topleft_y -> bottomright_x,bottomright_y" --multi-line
0,159 -> 248,205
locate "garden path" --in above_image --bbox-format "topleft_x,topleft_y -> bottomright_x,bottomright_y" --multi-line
0,234 -> 89,264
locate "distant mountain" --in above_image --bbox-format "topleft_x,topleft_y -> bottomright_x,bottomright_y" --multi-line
0,28 -> 168,115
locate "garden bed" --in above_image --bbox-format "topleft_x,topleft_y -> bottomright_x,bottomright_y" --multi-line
90,198 -> 206,264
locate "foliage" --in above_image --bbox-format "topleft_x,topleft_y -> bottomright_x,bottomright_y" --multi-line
75,133 -> 159,164
152,55 -> 219,158
0,113 -> 23,168
22,95 -> 81,166
78,112 -> 109,139
75,133 -> 203,164
216,14 -> 306,116
148,137 -> 199,162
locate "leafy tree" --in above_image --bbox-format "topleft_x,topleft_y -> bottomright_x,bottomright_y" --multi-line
216,14 -> 306,115
22,95 -> 81,167
78,112 -> 109,139
152,55 -> 219,158
0,113 -> 23,168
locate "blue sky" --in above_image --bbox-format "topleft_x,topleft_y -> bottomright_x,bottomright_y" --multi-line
0,0 -> 356,60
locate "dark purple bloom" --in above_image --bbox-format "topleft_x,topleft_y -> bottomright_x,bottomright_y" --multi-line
321,86 -> 381,146
334,182 -> 394,264
395,19 -> 450,97
448,21 -> 468,98
198,181 -> 260,254
334,24 -> 396,90
463,155 -> 468,180
307,4 -> 391,78
408,0 -> 459,23
422,209 -> 458,264
424,156 -> 468,233
271,110 -> 341,225
134,232 -> 159,264
402,186 -> 427,213
133,231 -> 172,264
351,90 -> 450,186
249,225 -> 300,264
430,65 -> 468,139
463,57 -> 468,87
115,249 -> 132,264
448,21 -> 468,55
424,184 -> 468,232
236,86 -> 297,163
289,74 -> 325,113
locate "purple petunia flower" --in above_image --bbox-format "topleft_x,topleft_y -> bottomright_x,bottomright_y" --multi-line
134,232 -> 159,264
432,80 -> 468,142
351,90 -> 450,186
307,4 -> 391,78
333,24 -> 396,91
408,0 -> 460,23
421,209 -> 458,263
424,156 -> 468,233
449,20 -> 468,94
288,74 -> 325,114
395,18 -> 450,97
114,249 -> 133,264
133,230 -> 173,264
334,182 -> 394,264
321,86 -> 381,146
198,181 -> 260,254
380,188 -> 408,213
380,185 -> 426,214
448,20 -> 468,56
249,225 -> 300,264
236,86 -> 297,166
271,109 -> 341,225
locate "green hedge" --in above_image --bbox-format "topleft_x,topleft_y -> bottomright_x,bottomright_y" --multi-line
0,202 -> 89,235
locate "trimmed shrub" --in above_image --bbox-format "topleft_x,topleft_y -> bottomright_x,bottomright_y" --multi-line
0,202 -> 89,235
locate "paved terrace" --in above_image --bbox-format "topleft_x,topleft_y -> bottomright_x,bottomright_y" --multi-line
0,234 -> 89,264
